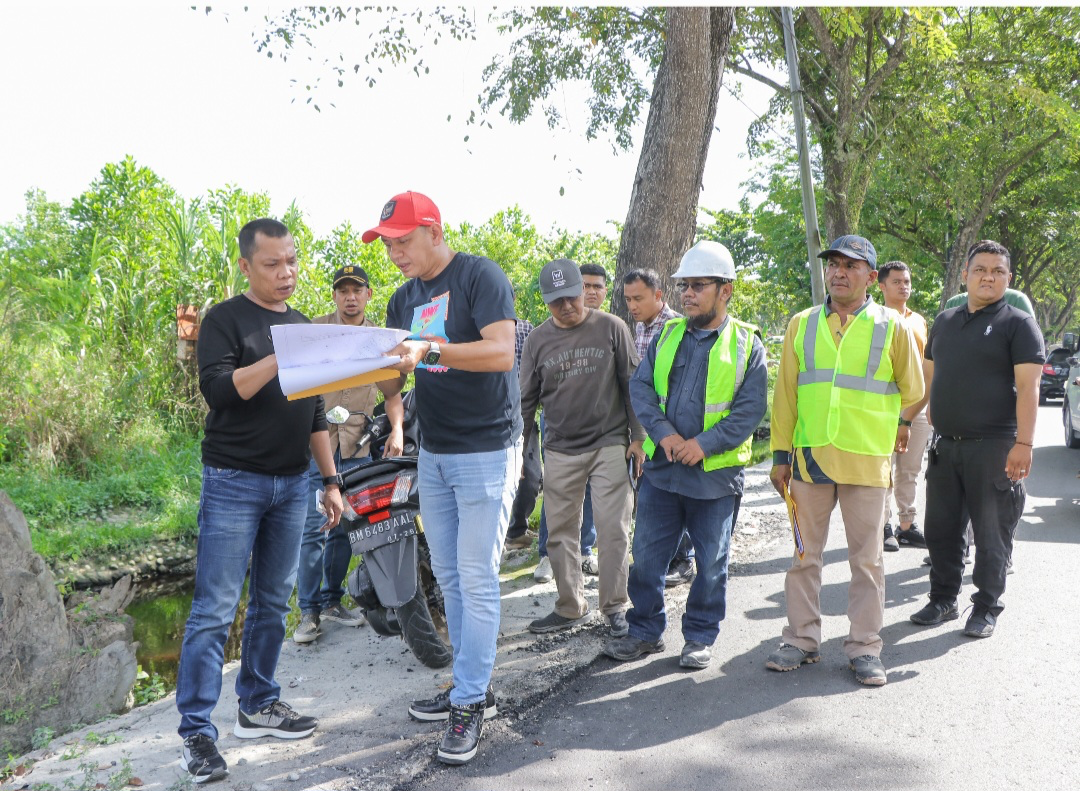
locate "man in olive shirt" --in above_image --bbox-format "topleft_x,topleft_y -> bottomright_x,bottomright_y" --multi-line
293,265 -> 403,645
520,259 -> 646,637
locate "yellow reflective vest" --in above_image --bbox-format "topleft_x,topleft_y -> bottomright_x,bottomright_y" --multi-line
792,302 -> 900,457
643,317 -> 757,471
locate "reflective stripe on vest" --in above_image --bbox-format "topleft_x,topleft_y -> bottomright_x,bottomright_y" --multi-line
643,317 -> 758,471
792,302 -> 901,456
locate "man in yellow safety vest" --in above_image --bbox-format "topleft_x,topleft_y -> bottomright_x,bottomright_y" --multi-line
767,235 -> 924,687
603,240 -> 768,670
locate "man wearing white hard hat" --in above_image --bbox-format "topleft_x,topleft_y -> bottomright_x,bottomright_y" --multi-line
604,240 -> 768,669
766,234 -> 923,687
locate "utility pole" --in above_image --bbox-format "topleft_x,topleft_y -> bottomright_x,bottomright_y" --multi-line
782,7 -> 826,306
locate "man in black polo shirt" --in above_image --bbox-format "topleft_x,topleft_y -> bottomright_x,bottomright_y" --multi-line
909,240 -> 1043,638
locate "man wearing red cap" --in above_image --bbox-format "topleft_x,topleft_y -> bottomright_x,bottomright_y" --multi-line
363,192 -> 521,766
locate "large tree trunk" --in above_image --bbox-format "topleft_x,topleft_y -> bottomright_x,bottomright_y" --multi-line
610,7 -> 735,324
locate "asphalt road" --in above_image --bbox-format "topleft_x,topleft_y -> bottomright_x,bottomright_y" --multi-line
405,403 -> 1080,791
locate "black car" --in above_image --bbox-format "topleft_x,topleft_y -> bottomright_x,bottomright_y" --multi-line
1041,346 -> 1072,404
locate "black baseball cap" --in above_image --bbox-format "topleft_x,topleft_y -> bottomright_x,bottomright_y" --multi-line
332,265 -> 369,288
818,235 -> 878,270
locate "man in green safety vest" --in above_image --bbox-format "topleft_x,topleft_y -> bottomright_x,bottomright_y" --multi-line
767,235 -> 924,687
603,240 -> 768,670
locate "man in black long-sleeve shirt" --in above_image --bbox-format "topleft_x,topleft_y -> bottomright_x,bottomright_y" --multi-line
176,219 -> 344,784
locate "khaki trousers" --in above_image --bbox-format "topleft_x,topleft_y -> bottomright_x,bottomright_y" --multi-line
885,412 -> 932,525
543,444 -> 632,618
782,480 -> 887,659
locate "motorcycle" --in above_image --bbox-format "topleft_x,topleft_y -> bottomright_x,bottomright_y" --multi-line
326,391 -> 452,669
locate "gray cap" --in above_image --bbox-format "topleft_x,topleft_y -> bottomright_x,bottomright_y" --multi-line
818,234 -> 878,270
539,259 -> 584,304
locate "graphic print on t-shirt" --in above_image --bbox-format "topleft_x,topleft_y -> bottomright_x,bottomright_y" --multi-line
409,291 -> 450,372
541,346 -> 608,383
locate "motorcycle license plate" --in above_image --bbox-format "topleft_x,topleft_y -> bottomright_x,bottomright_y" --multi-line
348,509 -> 418,555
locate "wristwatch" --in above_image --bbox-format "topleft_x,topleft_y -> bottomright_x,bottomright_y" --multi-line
322,473 -> 344,490
898,417 -> 913,427
422,341 -> 442,367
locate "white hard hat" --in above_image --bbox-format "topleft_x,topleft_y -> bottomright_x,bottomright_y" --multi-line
672,240 -> 736,280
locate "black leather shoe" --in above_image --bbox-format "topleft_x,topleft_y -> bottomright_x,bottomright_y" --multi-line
963,607 -> 996,638
910,599 -> 959,625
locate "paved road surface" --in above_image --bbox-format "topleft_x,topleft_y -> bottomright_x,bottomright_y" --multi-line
405,403 -> 1080,791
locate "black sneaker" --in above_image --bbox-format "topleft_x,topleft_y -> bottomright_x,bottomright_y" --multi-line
664,558 -> 696,588
437,701 -> 485,765
896,524 -> 927,547
909,599 -> 959,625
233,700 -> 317,739
883,523 -> 900,552
963,606 -> 996,638
602,635 -> 665,661
409,686 -> 497,722
179,734 -> 228,784
528,608 -> 593,634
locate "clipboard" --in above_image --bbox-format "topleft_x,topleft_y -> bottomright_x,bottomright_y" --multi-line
781,480 -> 805,560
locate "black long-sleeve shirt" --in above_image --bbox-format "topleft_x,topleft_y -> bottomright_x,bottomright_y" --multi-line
198,295 -> 326,475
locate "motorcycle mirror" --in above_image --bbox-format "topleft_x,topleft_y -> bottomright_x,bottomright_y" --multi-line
326,406 -> 351,425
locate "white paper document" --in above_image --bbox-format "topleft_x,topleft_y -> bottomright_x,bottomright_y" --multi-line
271,323 -> 410,398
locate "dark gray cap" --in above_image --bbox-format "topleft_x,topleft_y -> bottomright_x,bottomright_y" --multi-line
818,235 -> 878,269
539,259 -> 584,304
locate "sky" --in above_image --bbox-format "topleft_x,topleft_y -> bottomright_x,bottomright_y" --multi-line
1,3 -> 778,239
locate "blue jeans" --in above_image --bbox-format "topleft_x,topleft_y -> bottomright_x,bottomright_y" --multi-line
297,451 -> 368,614
176,466 -> 308,740
419,442 -> 521,706
626,476 -> 736,645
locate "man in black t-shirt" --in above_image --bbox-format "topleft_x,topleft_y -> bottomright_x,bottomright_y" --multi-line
176,219 -> 345,784
362,192 -> 521,766
909,240 -> 1044,639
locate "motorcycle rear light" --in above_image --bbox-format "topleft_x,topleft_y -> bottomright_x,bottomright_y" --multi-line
1043,364 -> 1056,375
346,481 -> 396,515
391,472 -> 415,505
367,509 -> 391,523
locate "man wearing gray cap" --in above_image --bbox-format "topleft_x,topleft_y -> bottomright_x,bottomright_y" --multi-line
519,259 -> 646,637
767,235 -> 924,686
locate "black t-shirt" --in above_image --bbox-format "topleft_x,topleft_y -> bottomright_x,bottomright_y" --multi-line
386,252 -> 522,454
198,295 -> 326,475
925,299 -> 1044,439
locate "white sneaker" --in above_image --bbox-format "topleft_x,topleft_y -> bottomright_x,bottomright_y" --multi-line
293,612 -> 320,644
581,553 -> 599,576
534,556 -> 553,583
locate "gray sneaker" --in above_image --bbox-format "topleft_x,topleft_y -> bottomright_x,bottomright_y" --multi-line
765,643 -> 820,672
602,635 -> 665,662
320,603 -> 366,627
679,640 -> 711,670
606,610 -> 629,638
533,556 -> 553,583
293,612 -> 320,644
233,700 -> 317,739
581,553 -> 599,576
528,608 -> 593,634
849,655 -> 887,686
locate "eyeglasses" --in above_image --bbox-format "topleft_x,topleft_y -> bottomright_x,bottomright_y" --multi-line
676,279 -> 725,293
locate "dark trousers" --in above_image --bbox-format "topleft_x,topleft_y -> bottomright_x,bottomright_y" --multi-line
924,437 -> 1025,616
507,422 -> 542,539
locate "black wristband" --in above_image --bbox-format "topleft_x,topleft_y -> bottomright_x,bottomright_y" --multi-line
322,473 -> 344,489
898,418 -> 912,427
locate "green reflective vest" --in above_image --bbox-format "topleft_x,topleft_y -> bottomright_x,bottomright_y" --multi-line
642,317 -> 757,471
792,302 -> 900,457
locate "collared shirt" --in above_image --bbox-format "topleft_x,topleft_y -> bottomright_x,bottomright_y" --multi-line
312,311 -> 379,459
896,305 -> 928,356
514,318 -> 534,368
630,316 -> 769,499
925,298 -> 1044,439
770,295 -> 924,488
634,303 -> 682,360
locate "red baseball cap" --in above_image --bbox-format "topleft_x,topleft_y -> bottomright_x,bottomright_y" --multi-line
361,191 -> 442,243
